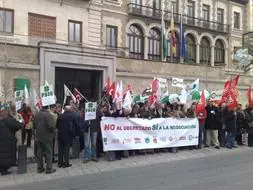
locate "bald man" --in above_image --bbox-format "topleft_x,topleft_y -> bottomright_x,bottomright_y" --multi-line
56,105 -> 78,168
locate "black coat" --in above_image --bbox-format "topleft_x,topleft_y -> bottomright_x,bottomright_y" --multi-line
205,105 -> 221,130
246,111 -> 253,134
237,111 -> 246,134
89,111 -> 102,133
57,111 -> 78,143
0,115 -> 22,167
225,110 -> 238,133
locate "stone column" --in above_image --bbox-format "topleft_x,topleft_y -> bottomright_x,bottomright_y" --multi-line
197,0 -> 202,18
225,48 -> 228,66
144,35 -> 149,60
212,0 -> 217,30
211,45 -> 215,67
196,43 -> 200,64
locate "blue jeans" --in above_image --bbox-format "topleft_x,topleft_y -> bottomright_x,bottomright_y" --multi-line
226,132 -> 235,148
84,132 -> 97,160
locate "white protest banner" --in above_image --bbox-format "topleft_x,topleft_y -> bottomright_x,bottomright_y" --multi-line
14,90 -> 24,111
85,102 -> 97,120
156,77 -> 168,98
100,117 -> 199,151
172,78 -> 184,88
185,78 -> 199,96
40,84 -> 55,107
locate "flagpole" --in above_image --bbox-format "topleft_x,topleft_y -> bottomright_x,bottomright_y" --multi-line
170,3 -> 173,63
161,1 -> 164,61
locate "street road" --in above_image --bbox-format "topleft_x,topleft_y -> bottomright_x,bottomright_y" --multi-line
2,149 -> 253,190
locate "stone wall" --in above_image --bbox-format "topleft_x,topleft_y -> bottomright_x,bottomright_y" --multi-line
116,57 -> 253,105
0,44 -> 37,64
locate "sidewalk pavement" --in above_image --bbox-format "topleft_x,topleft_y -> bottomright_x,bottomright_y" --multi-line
0,146 -> 251,188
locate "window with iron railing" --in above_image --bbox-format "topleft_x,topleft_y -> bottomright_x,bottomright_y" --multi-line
234,12 -> 240,30
217,8 -> 224,32
187,1 -> 195,25
131,0 -> 142,14
202,4 -> 210,28
152,0 -> 161,18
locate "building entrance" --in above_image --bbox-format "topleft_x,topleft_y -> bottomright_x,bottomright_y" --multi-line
55,67 -> 102,105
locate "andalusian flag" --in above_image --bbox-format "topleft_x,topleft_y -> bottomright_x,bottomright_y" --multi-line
170,9 -> 176,56
161,3 -> 167,59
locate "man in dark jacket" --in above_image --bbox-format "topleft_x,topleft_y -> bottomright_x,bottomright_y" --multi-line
56,105 -> 78,168
219,103 -> 228,147
225,108 -> 238,149
83,109 -> 101,163
205,101 -> 221,149
246,107 -> 253,147
34,106 -> 56,174
0,109 -> 22,175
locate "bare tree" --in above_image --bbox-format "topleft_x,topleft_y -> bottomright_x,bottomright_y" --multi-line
0,69 -> 13,102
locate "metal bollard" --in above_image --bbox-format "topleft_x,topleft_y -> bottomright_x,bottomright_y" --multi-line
71,136 -> 80,159
17,145 -> 27,174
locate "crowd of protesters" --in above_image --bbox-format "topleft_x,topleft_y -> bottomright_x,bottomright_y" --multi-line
1,97 -> 253,176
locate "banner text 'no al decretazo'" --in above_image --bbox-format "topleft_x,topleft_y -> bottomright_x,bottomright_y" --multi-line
100,117 -> 199,151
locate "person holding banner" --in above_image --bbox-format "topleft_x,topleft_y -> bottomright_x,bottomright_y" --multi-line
83,106 -> 101,163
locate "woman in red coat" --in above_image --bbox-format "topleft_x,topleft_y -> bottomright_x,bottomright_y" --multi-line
193,102 -> 207,149
20,106 -> 33,147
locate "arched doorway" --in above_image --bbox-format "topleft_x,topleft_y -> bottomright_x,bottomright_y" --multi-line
186,34 -> 196,63
127,24 -> 144,59
148,27 -> 161,60
200,36 -> 211,65
214,39 -> 225,65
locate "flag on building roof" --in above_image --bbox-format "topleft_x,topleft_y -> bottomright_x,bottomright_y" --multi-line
161,3 -> 168,59
170,8 -> 176,56
180,14 -> 186,60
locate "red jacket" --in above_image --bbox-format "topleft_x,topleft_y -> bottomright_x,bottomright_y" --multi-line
20,112 -> 33,126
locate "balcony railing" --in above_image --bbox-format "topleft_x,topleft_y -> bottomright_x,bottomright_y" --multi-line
128,3 -> 230,34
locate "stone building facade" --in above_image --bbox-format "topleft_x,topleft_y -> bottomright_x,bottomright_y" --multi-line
0,0 -> 251,104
